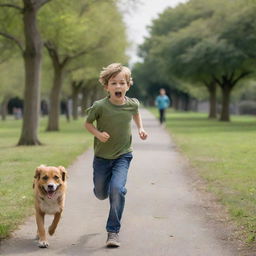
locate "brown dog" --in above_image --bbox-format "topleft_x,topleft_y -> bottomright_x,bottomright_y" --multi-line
33,165 -> 67,248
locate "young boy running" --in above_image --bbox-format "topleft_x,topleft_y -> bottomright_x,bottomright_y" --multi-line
85,63 -> 148,247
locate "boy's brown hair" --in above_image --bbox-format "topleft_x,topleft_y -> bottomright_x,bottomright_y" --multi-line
99,63 -> 133,86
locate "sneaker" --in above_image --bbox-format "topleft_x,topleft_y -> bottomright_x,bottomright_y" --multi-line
106,232 -> 120,247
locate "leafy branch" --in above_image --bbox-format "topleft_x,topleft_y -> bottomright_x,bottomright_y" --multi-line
0,32 -> 24,52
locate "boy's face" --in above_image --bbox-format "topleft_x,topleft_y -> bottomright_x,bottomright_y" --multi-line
160,89 -> 166,95
105,71 -> 130,104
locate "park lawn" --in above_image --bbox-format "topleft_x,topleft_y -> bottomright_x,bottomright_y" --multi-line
152,109 -> 256,242
0,116 -> 92,240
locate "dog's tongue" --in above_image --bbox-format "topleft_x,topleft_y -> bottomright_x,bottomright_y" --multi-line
47,191 -> 55,199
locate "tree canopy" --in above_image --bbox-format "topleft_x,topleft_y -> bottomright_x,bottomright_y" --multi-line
134,0 -> 256,121
0,0 -> 130,144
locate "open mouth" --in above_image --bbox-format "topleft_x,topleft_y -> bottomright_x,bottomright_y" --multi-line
47,190 -> 56,199
115,92 -> 122,98
41,186 -> 58,199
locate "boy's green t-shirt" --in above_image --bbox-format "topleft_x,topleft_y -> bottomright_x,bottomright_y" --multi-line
86,96 -> 139,159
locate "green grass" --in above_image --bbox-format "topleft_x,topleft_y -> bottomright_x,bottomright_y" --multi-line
0,116 -> 92,240
152,109 -> 256,242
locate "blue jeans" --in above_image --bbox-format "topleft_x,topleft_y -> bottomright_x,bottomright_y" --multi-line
93,152 -> 133,233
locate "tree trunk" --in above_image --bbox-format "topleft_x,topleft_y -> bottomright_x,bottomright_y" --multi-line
81,87 -> 88,116
220,83 -> 232,122
47,66 -> 64,131
18,2 -> 42,145
207,82 -> 217,119
91,86 -> 99,104
72,93 -> 79,120
183,94 -> 190,111
1,97 -> 8,120
71,81 -> 82,120
172,92 -> 179,110
216,72 -> 250,121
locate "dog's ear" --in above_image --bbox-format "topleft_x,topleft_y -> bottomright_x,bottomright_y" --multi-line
34,165 -> 45,180
58,166 -> 67,181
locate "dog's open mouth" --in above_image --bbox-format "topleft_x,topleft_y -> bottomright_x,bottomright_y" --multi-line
41,186 -> 58,199
47,190 -> 56,199
115,92 -> 122,98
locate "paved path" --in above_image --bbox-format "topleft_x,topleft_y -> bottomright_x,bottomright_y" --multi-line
0,109 -> 239,256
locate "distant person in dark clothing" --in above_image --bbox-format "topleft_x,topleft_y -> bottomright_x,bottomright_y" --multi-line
41,100 -> 48,116
155,88 -> 170,124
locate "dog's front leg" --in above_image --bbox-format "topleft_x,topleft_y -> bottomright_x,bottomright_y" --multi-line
36,211 -> 49,248
48,211 -> 62,236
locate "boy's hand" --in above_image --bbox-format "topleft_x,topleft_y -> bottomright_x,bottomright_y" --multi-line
139,128 -> 148,140
97,131 -> 110,143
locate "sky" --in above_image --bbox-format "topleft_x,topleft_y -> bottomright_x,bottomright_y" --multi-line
122,0 -> 188,65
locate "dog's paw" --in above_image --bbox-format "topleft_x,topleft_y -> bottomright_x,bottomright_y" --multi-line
48,226 -> 55,236
38,240 -> 49,248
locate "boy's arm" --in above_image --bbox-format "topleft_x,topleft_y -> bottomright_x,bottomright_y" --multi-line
133,112 -> 148,140
84,122 -> 110,143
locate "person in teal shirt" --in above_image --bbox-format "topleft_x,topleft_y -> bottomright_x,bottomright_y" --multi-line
155,88 -> 170,124
85,63 -> 148,248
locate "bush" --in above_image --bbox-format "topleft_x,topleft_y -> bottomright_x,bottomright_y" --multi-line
239,101 -> 256,115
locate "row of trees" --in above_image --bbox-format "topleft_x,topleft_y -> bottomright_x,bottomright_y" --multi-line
133,0 -> 256,121
0,0 -> 129,145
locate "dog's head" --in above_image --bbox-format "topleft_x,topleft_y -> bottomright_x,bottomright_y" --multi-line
34,165 -> 67,199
